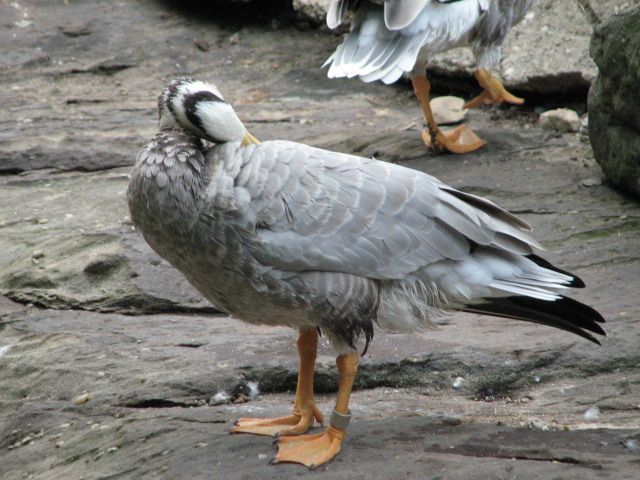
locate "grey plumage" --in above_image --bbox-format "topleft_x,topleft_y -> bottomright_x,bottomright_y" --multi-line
325,0 -> 534,83
127,78 -> 604,354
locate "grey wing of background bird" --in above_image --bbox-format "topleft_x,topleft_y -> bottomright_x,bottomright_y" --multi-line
472,0 -> 533,48
232,140 -> 540,284
326,0 -> 357,28
327,1 -> 472,30
328,0 -> 485,30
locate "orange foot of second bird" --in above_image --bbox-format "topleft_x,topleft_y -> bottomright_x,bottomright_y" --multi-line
422,124 -> 487,154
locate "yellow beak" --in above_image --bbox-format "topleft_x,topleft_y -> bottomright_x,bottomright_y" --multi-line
241,131 -> 261,146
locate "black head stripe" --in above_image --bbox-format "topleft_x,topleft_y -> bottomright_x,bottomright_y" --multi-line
163,77 -> 196,116
183,90 -> 225,134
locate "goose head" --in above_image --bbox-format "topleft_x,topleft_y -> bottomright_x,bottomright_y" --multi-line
158,77 -> 259,146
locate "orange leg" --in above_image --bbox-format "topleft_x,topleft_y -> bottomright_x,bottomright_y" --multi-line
464,68 -> 525,109
412,75 -> 486,154
231,327 -> 323,437
274,351 -> 359,469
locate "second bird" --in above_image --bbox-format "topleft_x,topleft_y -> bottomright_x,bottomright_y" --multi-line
325,0 -> 533,153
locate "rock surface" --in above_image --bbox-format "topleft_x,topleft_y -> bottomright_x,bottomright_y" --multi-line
588,6 -> 640,197
1,1 -> 640,479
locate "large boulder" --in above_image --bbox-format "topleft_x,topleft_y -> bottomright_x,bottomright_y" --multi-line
589,7 -> 640,197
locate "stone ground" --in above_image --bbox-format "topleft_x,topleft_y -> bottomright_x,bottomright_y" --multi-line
1,1 -> 639,479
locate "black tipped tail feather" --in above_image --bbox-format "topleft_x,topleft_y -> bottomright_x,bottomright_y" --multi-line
463,296 -> 606,345
526,254 -> 586,288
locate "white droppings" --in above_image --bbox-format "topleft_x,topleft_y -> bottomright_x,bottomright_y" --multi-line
14,19 -> 32,28
623,439 -> 638,452
584,405 -> 600,420
258,453 -> 268,460
247,381 -> 260,400
210,391 -> 230,405
452,377 -> 465,389
532,375 -> 541,383
0,345 -> 11,359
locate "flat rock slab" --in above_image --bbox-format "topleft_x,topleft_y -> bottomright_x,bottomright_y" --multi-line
1,0 -> 640,479
0,169 -> 217,314
1,299 -> 640,479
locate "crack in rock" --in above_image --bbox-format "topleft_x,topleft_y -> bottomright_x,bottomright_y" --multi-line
120,399 -> 193,409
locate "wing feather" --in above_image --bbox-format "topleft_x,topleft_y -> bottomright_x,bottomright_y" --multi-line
220,141 -> 541,289
327,0 -> 355,28
384,0 -> 430,29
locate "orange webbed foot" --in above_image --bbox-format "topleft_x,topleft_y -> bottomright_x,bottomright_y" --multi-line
230,404 -> 324,437
464,69 -> 525,109
421,124 -> 487,154
464,88 -> 524,109
273,426 -> 345,469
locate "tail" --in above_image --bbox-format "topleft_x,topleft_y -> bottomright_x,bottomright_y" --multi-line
324,5 -> 426,84
462,255 -> 605,345
446,251 -> 606,344
463,296 -> 606,345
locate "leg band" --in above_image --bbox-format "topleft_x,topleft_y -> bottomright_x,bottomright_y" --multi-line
329,409 -> 351,430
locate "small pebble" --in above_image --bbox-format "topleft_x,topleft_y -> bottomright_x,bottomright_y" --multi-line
210,391 -> 230,405
539,108 -> 581,133
258,453 -> 268,460
452,376 -> 465,389
431,96 -> 467,125
581,177 -> 602,187
584,405 -> 600,420
192,38 -> 210,52
528,419 -> 549,431
0,345 -> 11,358
32,250 -> 44,259
623,439 -> 638,452
73,393 -> 91,405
